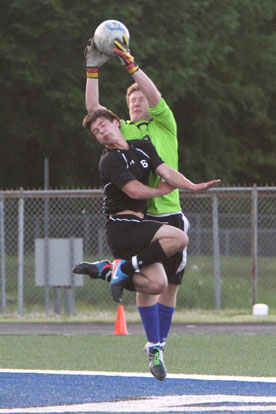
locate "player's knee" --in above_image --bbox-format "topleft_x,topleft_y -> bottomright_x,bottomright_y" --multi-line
175,232 -> 188,251
183,232 -> 189,248
151,278 -> 168,294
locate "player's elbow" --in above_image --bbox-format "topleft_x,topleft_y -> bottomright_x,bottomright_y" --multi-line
125,188 -> 142,199
86,102 -> 103,114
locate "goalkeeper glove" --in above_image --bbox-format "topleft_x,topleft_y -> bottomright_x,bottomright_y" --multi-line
113,38 -> 139,75
85,39 -> 110,79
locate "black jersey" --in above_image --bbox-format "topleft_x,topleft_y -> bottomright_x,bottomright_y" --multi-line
99,139 -> 164,215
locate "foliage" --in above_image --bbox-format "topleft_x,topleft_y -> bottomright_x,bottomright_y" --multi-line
0,0 -> 275,188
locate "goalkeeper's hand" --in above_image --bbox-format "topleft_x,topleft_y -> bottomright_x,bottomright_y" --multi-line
113,38 -> 139,75
85,39 -> 111,79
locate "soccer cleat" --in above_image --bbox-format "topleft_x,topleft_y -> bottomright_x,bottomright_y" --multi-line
72,260 -> 112,281
144,344 -> 167,381
110,259 -> 130,303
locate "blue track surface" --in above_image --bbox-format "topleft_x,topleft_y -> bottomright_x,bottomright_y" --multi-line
1,370 -> 276,413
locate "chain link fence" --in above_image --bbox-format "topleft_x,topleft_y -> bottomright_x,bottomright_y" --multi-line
0,188 -> 276,316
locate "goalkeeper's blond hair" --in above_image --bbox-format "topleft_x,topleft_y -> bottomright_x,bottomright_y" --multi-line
126,82 -> 140,107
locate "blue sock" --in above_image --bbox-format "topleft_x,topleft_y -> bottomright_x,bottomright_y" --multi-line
158,303 -> 175,346
137,304 -> 160,350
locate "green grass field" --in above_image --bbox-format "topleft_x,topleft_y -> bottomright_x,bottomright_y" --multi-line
0,332 -> 275,377
1,253 -> 275,379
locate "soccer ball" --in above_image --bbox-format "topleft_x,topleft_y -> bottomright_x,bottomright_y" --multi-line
93,20 -> 130,56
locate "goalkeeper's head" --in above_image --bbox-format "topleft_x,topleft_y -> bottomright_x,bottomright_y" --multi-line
126,83 -> 151,122
126,82 -> 141,107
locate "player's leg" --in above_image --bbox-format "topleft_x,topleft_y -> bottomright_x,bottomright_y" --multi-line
73,215 -> 163,284
73,218 -> 188,290
157,283 -> 178,348
110,223 -> 188,301
157,250 -> 186,348
134,263 -> 167,381
135,264 -> 166,347
112,222 -> 188,282
132,263 -> 167,294
156,212 -> 190,349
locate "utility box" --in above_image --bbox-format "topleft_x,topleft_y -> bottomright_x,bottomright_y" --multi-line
35,238 -> 83,287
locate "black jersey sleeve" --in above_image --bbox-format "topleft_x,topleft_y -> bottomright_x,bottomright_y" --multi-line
99,151 -> 137,190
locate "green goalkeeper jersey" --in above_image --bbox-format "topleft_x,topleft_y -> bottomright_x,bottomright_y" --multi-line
121,98 -> 181,215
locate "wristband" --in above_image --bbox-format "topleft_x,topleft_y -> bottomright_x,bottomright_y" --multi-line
86,68 -> 99,79
125,62 -> 139,75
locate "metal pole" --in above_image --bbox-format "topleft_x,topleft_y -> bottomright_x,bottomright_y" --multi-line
212,194 -> 221,310
44,157 -> 50,313
0,197 -> 6,313
44,157 -> 49,191
70,237 -> 75,315
251,187 -> 258,305
65,238 -> 75,316
18,194 -> 24,316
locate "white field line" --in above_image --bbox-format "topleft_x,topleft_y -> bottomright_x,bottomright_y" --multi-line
1,395 -> 276,413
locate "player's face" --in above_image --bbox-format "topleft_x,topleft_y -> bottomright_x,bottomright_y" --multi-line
90,117 -> 120,146
128,90 -> 151,122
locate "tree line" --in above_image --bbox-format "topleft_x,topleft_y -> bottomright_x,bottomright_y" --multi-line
0,0 -> 275,189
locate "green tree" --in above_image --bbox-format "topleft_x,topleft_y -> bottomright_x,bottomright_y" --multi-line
0,0 -> 275,188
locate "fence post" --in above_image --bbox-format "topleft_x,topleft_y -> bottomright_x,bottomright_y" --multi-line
70,237 -> 76,315
0,196 -> 6,313
64,238 -> 76,315
44,157 -> 51,313
18,192 -> 24,316
212,193 -> 221,310
251,186 -> 258,305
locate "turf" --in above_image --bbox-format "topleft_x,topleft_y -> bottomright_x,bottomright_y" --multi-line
0,333 -> 275,377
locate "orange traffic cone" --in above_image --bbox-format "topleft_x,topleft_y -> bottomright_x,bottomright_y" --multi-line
113,304 -> 128,335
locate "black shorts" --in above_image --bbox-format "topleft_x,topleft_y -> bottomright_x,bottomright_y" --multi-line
105,214 -> 164,292
145,212 -> 190,285
106,214 -> 164,259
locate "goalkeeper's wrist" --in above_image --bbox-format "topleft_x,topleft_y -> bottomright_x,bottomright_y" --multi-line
86,67 -> 99,79
125,62 -> 139,75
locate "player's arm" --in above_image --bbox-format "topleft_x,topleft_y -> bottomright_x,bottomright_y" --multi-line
122,179 -> 173,199
101,153 -> 173,199
132,69 -> 161,108
86,78 -> 104,113
113,40 -> 161,108
155,164 -> 221,192
85,39 -> 110,113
